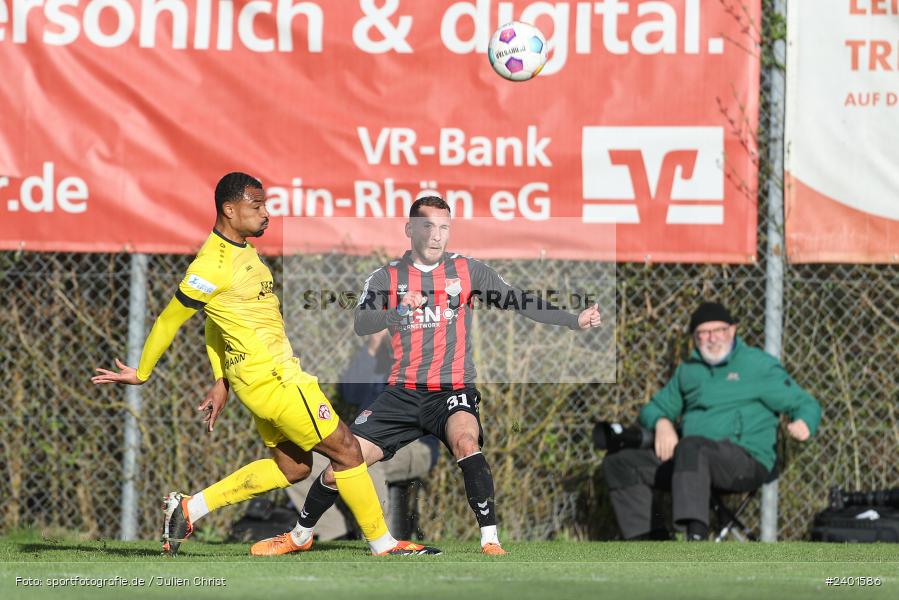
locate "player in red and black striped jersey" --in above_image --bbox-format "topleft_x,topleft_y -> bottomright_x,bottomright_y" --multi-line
257,193 -> 602,556
355,247 -> 583,390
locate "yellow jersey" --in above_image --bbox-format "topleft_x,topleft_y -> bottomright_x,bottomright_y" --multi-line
136,230 -> 297,389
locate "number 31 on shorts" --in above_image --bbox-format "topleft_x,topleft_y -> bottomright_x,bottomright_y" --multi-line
446,392 -> 477,412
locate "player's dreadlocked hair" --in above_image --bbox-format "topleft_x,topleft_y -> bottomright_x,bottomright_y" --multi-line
215,172 -> 262,215
409,193 -> 451,217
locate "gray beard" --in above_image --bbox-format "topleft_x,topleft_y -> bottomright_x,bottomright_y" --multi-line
700,349 -> 729,365
699,341 -> 734,366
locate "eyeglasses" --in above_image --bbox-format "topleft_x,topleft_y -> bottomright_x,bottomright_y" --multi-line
694,325 -> 732,340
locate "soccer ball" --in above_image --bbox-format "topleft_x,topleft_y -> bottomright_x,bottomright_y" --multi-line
487,21 -> 548,82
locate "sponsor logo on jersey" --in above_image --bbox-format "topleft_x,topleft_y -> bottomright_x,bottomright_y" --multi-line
445,278 -> 462,297
727,372 -> 740,381
225,353 -> 246,368
354,409 -> 372,425
318,404 -> 332,420
187,274 -> 217,295
400,304 -> 452,331
257,280 -> 274,300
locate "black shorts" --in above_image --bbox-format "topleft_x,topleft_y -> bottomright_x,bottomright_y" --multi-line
351,386 -> 483,461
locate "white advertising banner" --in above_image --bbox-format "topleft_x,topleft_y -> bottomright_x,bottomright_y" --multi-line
785,0 -> 899,263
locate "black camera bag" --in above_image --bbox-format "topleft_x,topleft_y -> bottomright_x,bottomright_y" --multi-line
811,506 -> 899,543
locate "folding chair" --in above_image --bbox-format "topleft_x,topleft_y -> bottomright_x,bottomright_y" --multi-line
710,465 -> 778,542
711,424 -> 789,543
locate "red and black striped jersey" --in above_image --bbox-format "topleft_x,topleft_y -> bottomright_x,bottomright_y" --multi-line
354,251 -> 580,391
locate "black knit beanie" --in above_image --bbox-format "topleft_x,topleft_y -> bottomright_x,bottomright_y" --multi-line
689,302 -> 736,333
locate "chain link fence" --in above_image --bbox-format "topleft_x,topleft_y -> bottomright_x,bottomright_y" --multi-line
1,3 -> 897,543
1,253 -> 895,542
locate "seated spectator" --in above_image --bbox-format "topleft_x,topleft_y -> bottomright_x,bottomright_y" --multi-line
603,302 -> 822,541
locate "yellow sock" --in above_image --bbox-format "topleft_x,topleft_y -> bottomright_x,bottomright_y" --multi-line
333,463 -> 389,542
201,459 -> 290,512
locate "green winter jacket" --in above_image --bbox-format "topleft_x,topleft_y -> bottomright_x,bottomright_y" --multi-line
639,337 -> 822,472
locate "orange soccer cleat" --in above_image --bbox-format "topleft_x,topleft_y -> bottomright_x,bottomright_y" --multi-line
482,542 -> 507,556
377,540 -> 442,556
250,532 -> 313,556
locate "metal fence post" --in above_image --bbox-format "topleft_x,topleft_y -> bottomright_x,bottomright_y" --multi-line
121,253 -> 149,540
761,0 -> 788,544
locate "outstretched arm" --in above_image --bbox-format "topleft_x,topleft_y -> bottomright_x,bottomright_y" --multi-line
92,258 -> 226,386
91,295 -> 197,385
471,259 -> 599,330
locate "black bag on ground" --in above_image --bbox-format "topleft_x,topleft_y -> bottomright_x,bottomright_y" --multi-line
810,506 -> 899,543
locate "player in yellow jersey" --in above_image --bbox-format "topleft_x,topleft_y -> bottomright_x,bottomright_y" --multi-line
92,172 -> 440,557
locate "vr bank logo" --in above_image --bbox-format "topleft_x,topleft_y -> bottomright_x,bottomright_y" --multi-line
581,127 -> 724,224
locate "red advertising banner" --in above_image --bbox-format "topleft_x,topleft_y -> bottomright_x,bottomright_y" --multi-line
785,1 -> 899,263
0,0 -> 760,261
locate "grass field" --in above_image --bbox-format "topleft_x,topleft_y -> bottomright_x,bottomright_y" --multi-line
1,531 -> 897,599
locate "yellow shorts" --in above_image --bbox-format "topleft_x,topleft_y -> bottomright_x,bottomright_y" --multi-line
234,368 -> 339,451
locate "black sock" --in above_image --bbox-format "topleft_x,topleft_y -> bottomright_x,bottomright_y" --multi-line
685,520 -> 708,541
298,473 -> 340,529
457,452 -> 497,528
